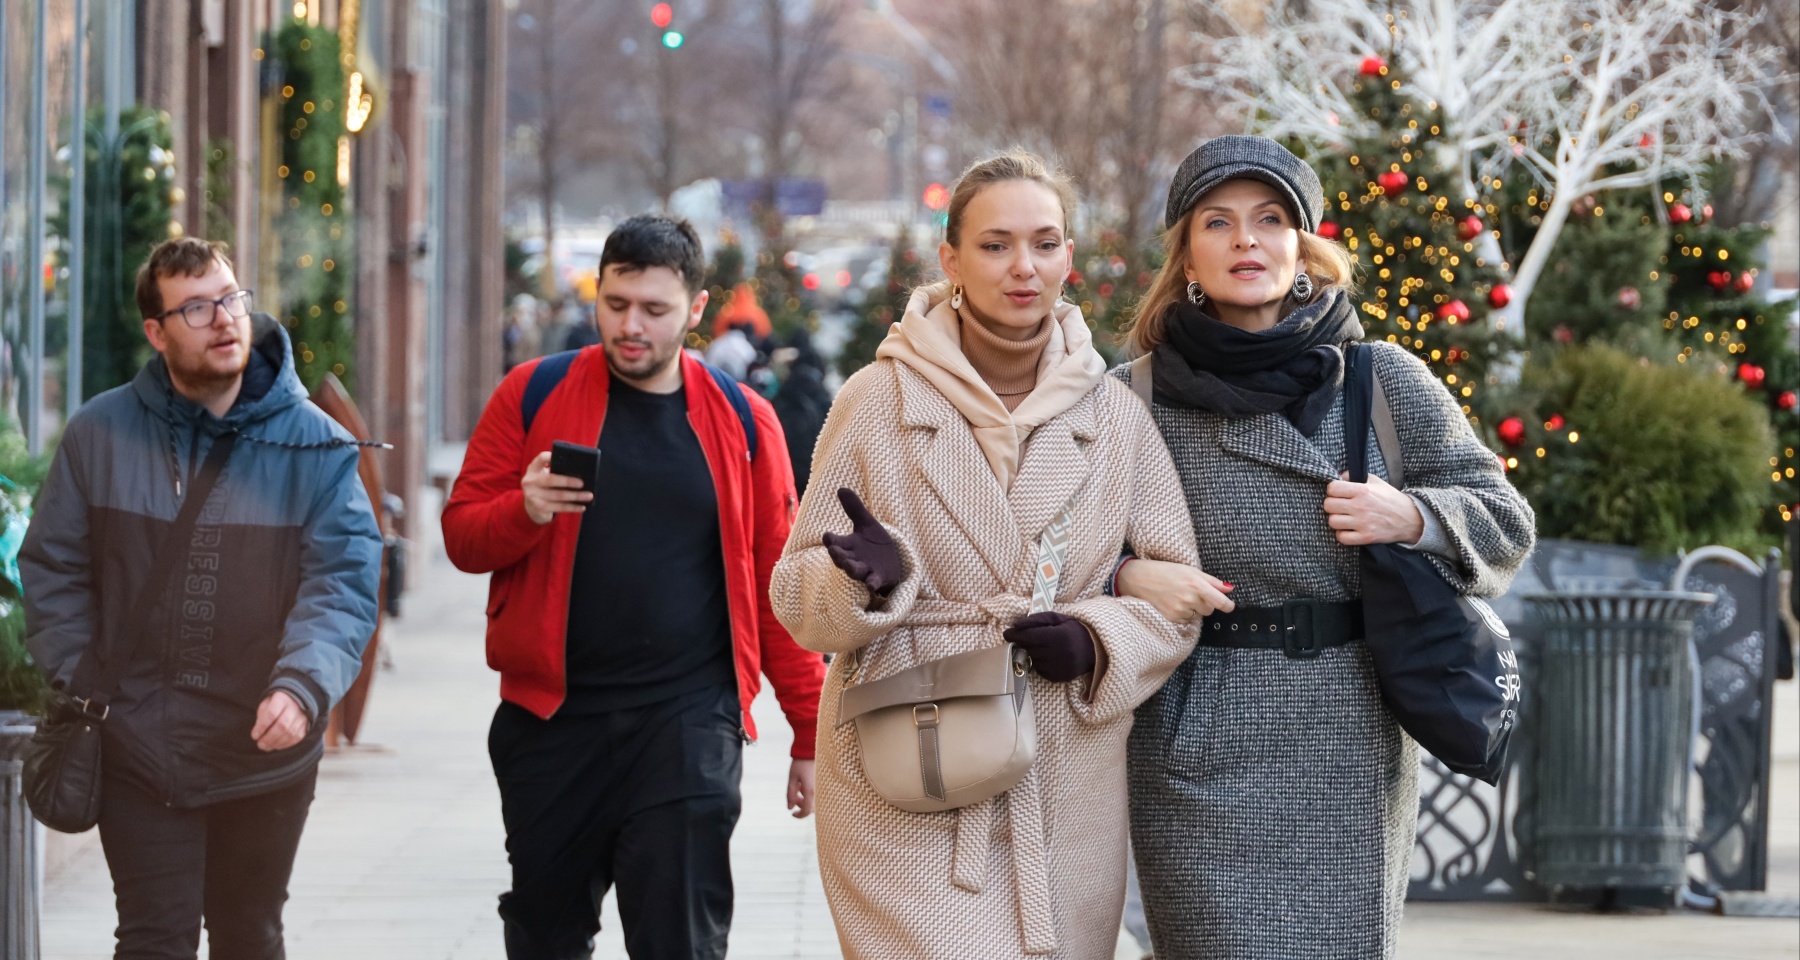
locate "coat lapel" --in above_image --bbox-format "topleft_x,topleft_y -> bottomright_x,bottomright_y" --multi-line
897,366 -> 1021,586
1219,411 -> 1340,483
1009,392 -> 1095,542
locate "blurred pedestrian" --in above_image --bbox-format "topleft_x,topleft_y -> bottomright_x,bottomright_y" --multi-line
705,320 -> 759,382
769,333 -> 832,498
20,237 -> 382,960
442,216 -> 825,960
504,293 -> 542,372
1116,136 -> 1536,957
769,152 -> 1201,958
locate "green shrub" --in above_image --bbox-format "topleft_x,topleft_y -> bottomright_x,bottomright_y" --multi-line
1501,344 -> 1774,553
0,425 -> 52,714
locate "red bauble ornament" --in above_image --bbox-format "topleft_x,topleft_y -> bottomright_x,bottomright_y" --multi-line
1318,220 -> 1342,240
1708,271 -> 1732,292
1445,346 -> 1468,365
1778,390 -> 1798,411
1735,272 -> 1755,293
1378,170 -> 1410,196
1457,215 -> 1485,241
1497,417 -> 1527,448
1360,55 -> 1387,77
1617,286 -> 1641,309
1488,284 -> 1513,309
1702,204 -> 1714,220
1440,299 -> 1471,323
1545,413 -> 1566,431
1554,324 -> 1575,344
1067,269 -> 1083,285
1737,363 -> 1766,390
1669,203 -> 1693,224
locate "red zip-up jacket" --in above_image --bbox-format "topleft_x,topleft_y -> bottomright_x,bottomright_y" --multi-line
442,348 -> 824,759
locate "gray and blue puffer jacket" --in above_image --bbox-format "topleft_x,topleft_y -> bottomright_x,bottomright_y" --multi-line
21,315 -> 382,807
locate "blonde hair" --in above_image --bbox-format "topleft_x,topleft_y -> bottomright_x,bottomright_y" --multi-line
944,150 -> 1077,248
1125,210 -> 1357,356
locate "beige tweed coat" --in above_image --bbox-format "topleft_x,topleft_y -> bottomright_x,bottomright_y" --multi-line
771,358 -> 1200,959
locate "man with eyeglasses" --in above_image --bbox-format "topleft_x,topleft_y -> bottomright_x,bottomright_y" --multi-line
21,237 -> 382,959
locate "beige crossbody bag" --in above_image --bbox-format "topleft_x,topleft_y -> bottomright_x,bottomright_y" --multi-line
836,509 -> 1073,813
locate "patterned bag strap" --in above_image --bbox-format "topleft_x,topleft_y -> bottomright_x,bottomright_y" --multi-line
1028,507 -> 1075,615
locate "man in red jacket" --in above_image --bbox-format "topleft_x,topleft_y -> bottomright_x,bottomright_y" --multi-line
443,216 -> 825,960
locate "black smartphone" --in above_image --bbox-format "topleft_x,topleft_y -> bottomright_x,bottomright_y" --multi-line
548,440 -> 601,491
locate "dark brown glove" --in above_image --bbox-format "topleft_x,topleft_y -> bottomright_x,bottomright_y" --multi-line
1003,611 -> 1096,683
823,488 -> 905,597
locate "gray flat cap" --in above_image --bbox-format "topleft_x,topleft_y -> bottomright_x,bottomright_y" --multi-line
1165,135 -> 1324,234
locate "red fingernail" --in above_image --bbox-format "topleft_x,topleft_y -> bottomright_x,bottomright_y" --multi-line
1222,582 -> 1234,589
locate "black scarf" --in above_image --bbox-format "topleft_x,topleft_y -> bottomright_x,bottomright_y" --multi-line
1152,288 -> 1364,436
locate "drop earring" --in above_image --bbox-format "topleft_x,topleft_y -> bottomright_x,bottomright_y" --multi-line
950,284 -> 964,310
1186,281 -> 1207,306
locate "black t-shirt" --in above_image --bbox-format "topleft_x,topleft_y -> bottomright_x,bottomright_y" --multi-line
562,379 -> 736,713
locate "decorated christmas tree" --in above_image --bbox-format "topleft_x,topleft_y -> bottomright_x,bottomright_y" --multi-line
1069,228 -> 1158,364
837,228 -> 926,379
269,17 -> 354,391
1294,56 -> 1512,424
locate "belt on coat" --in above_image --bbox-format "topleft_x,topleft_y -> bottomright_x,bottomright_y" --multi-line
904,597 -> 1059,955
1197,598 -> 1363,659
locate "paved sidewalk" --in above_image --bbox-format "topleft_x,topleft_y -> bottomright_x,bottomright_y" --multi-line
40,535 -> 1798,959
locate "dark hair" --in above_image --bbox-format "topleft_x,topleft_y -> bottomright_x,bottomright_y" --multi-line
598,215 -> 706,295
136,237 -> 234,320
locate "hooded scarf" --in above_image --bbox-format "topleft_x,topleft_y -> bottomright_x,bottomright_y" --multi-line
877,281 -> 1107,489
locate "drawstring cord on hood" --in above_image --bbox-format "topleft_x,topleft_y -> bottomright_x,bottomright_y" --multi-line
158,377 -> 390,499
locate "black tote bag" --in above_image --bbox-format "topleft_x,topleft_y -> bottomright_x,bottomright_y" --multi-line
1344,345 -> 1517,785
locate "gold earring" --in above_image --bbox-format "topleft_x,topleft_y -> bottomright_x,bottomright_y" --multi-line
950,285 -> 964,310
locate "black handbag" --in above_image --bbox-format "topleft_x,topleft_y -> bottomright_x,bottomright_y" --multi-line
1344,345 -> 1518,785
23,432 -> 237,832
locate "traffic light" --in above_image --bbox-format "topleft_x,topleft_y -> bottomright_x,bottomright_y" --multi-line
661,29 -> 684,48
650,3 -> 672,27
922,182 -> 949,211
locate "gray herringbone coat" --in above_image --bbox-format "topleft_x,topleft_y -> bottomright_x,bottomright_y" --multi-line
1121,341 -> 1535,960
772,359 -> 1201,958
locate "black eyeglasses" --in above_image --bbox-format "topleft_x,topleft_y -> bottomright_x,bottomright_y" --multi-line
160,289 -> 254,328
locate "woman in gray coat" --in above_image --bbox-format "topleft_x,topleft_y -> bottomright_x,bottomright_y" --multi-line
1114,136 -> 1536,958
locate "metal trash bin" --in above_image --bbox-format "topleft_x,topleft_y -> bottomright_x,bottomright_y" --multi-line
1526,590 -> 1713,907
0,713 -> 38,959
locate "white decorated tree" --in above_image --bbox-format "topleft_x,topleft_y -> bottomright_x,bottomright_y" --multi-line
1185,0 -> 1784,339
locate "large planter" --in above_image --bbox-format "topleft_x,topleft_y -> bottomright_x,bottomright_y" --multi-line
0,712 -> 36,959
1525,590 -> 1713,907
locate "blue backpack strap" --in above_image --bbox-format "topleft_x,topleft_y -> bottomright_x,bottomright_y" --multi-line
520,350 -> 581,434
703,364 -> 759,461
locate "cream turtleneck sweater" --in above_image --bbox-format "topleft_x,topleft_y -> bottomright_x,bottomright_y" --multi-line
957,306 -> 1051,412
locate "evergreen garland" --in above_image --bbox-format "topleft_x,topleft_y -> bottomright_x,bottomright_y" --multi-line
51,105 -> 178,398
269,18 -> 354,391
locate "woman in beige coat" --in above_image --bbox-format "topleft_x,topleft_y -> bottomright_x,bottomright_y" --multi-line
770,153 -> 1212,958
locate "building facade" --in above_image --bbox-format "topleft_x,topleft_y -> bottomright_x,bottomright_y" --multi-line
0,0 -> 506,550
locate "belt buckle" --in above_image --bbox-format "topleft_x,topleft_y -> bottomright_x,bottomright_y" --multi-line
1281,599 -> 1325,660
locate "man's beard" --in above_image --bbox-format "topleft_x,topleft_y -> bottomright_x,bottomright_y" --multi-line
603,334 -> 683,383
166,343 -> 249,393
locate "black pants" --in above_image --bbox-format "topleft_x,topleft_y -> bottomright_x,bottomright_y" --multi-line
489,684 -> 743,960
96,767 -> 317,960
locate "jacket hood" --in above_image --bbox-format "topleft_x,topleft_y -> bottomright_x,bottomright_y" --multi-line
878,280 -> 1106,489
132,314 -> 309,429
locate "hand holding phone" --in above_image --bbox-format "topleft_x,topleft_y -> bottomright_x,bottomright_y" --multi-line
549,440 -> 602,490
521,443 -> 599,525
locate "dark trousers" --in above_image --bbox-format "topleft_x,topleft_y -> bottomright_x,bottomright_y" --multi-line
489,684 -> 743,960
96,766 -> 317,960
